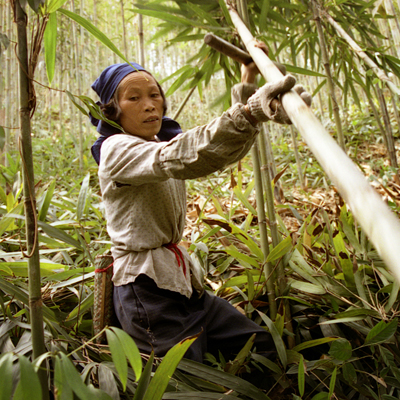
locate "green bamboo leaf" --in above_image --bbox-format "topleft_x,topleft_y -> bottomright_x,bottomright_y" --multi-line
183,2 -> 220,27
332,230 -> 355,287
251,353 -> 281,375
266,236 -> 292,263
46,0 -> 68,13
335,308 -> 378,319
143,335 -> 198,400
44,12 -> 57,84
0,353 -> 14,400
134,352 -> 154,400
13,355 -> 42,400
38,180 -> 56,221
288,280 -> 326,295
77,173 -> 90,221
218,0 -> 232,26
106,330 -> 128,391
259,0 -> 270,32
225,247 -> 259,268
26,0 -> 44,13
110,327 -> 142,381
365,318 -> 398,345
0,126 -> 5,150
131,8 -> 201,27
343,363 -> 357,384
177,359 -> 271,400
0,264 -> 13,275
38,220 -> 82,248
232,186 -> 257,216
58,353 -> 91,400
54,355 -> 74,399
292,337 -> 337,352
329,338 -> 352,361
311,393 -> 329,400
0,204 -> 24,236
58,8 -> 128,62
340,207 -> 362,253
298,354 -> 305,397
257,311 -> 287,368
284,64 -> 325,77
65,292 -> 93,321
328,366 -> 337,399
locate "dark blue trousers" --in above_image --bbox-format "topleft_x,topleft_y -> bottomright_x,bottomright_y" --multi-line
113,274 -> 275,363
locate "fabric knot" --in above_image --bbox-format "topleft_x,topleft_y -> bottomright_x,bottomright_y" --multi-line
164,243 -> 186,277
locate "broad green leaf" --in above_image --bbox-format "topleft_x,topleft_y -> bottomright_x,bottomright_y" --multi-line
0,126 -> 5,150
13,355 -> 42,400
0,353 -> 14,400
143,335 -> 198,400
44,12 -> 57,84
266,236 -> 292,263
365,318 -> 398,345
77,173 -> 90,221
110,327 -> 142,381
54,355 -> 74,399
0,264 -> 13,275
232,186 -> 257,216
298,354 -> 305,397
335,309 -> 378,319
38,180 -> 56,221
284,64 -> 325,77
257,311 -> 287,368
288,279 -> 326,295
0,204 -> 24,236
224,247 -> 260,268
26,0 -> 44,13
58,9 -> 128,63
292,338 -> 337,352
106,329 -> 128,391
311,393 -> 329,400
329,338 -> 352,361
343,362 -> 357,384
251,353 -> 281,375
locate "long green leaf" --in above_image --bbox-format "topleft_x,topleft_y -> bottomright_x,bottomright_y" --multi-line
38,220 -> 82,248
292,337 -> 337,352
106,330 -> 128,391
0,353 -> 14,400
46,0 -> 69,13
143,335 -> 198,400
77,173 -> 90,221
13,355 -> 42,400
58,8 -> 128,62
0,126 -> 5,150
134,352 -> 154,400
65,292 -> 93,321
266,236 -> 292,263
298,354 -> 305,397
328,366 -> 337,399
110,327 -> 142,382
44,12 -> 57,84
38,180 -> 56,221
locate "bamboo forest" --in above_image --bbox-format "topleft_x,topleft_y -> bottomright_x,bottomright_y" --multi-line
2,0 -> 400,398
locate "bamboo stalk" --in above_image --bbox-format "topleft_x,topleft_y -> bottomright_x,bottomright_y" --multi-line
312,1 -> 345,151
290,126 -> 306,190
14,2 -> 49,397
228,5 -> 400,282
138,14 -> 145,66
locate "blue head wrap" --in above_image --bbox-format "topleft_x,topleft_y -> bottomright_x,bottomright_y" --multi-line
90,62 -> 182,165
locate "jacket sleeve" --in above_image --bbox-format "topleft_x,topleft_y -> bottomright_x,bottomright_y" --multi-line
99,87 -> 260,185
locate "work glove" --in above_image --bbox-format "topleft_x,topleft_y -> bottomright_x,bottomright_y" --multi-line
247,75 -> 312,125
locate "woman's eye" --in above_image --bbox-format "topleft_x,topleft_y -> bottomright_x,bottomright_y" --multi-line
130,96 -> 139,101
151,93 -> 160,98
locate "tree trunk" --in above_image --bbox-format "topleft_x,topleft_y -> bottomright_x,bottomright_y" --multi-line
14,1 -> 49,397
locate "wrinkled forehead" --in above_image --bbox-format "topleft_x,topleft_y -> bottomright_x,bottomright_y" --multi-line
118,71 -> 159,94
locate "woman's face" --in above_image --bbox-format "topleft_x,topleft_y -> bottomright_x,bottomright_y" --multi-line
117,72 -> 164,140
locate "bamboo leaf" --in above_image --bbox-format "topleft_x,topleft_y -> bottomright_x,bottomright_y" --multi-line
38,180 -> 56,221
266,236 -> 292,263
26,0 -> 44,13
131,8 -> 202,27
284,64 -> 325,77
65,292 -> 93,321
38,220 -> 82,248
58,8 -> 128,62
46,0 -> 68,13
343,363 -> 357,384
110,327 -> 142,381
134,352 -> 154,400
257,311 -> 287,368
288,280 -> 326,295
0,126 -> 5,150
106,330 -> 128,391
143,335 -> 198,400
329,338 -> 352,361
328,366 -> 337,399
298,354 -> 305,397
44,12 -> 57,84
13,355 -> 42,400
0,353 -> 14,400
292,337 -> 337,352
251,353 -> 281,375
77,173 -> 90,221
332,230 -> 355,287
365,318 -> 398,345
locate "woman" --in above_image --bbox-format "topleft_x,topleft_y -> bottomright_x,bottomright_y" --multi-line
90,55 -> 310,363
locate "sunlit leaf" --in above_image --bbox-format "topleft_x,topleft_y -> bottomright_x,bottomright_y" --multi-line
106,329 -> 128,391
77,173 -> 90,221
44,12 -> 57,84
266,236 -> 292,263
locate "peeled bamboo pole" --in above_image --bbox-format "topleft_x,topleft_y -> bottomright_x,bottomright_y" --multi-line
228,5 -> 400,282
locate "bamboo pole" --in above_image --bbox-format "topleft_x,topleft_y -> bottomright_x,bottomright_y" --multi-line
228,5 -> 400,282
14,2 -> 49,397
138,14 -> 145,66
290,126 -> 306,190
